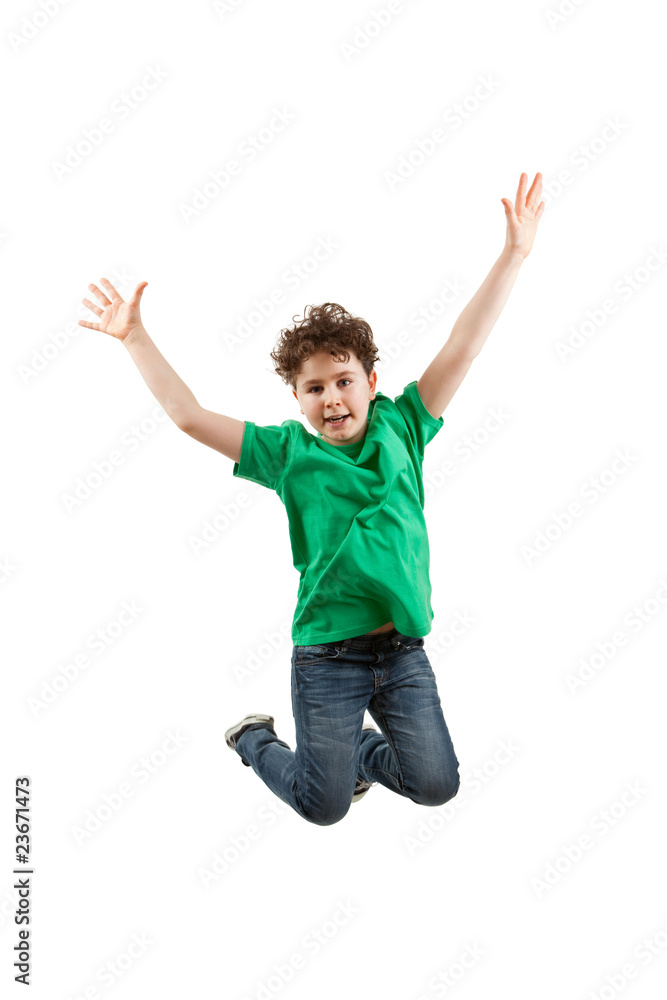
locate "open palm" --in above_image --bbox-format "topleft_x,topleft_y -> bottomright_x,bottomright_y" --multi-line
501,172 -> 545,260
79,277 -> 148,341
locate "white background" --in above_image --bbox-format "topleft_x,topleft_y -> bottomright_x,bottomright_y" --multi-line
2,0 -> 666,997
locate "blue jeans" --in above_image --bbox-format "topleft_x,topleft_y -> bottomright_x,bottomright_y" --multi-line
235,628 -> 460,826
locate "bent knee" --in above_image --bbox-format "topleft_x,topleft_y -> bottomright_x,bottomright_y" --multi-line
297,788 -> 352,827
413,770 -> 460,808
303,801 -> 351,826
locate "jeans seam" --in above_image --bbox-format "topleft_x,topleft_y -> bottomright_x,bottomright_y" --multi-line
295,649 -> 341,667
361,763 -> 403,790
370,705 -> 405,791
393,640 -> 423,653
293,686 -> 311,813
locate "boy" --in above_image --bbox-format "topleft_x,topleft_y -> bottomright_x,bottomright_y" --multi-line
80,172 -> 544,826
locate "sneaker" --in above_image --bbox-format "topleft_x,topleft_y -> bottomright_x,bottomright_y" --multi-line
353,722 -> 379,803
225,714 -> 275,766
353,778 -> 372,802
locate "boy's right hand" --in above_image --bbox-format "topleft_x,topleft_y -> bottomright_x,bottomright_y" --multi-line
79,277 -> 148,343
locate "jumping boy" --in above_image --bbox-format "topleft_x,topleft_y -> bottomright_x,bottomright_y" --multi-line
80,172 -> 544,827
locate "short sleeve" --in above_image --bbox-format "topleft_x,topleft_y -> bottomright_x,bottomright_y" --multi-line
232,420 -> 293,492
393,381 -> 444,457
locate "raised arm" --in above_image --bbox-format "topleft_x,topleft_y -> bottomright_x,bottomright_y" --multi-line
79,277 -> 245,463
417,172 -> 545,421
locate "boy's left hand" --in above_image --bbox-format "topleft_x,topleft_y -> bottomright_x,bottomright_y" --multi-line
501,172 -> 545,260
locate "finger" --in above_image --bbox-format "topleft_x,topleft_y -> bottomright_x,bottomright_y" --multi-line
525,172 -> 542,212
82,297 -> 103,316
129,280 -> 148,304
502,198 -> 519,226
99,276 -> 122,301
515,172 -> 527,214
78,320 -> 101,331
89,282 -> 112,306
535,200 -> 546,223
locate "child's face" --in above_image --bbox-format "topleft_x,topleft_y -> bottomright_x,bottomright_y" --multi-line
293,351 -> 377,446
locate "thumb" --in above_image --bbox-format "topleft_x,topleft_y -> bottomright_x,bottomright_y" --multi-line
501,198 -> 517,223
132,281 -> 148,304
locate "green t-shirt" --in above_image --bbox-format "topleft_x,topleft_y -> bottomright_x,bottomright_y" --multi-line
232,380 -> 444,645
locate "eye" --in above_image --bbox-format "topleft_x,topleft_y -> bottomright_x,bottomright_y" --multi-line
308,379 -> 351,394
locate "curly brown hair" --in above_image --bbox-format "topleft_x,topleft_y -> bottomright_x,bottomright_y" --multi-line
269,302 -> 381,391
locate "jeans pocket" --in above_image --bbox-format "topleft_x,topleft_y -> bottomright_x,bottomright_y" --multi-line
295,643 -> 342,666
393,634 -> 425,653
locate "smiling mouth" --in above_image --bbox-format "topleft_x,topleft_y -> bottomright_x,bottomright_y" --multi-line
326,414 -> 350,425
